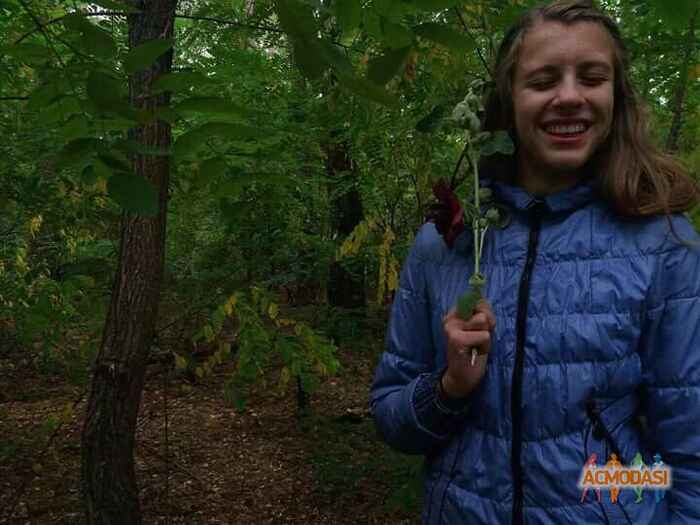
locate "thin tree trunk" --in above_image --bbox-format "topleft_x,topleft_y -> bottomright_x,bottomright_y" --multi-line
665,9 -> 698,152
80,1 -> 176,523
326,139 -> 365,309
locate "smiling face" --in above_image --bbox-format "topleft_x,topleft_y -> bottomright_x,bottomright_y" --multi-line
511,20 -> 616,195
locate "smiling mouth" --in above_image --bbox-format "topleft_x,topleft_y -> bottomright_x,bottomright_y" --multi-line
543,122 -> 590,137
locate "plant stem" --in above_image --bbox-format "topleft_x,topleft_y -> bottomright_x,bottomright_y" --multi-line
471,146 -> 481,277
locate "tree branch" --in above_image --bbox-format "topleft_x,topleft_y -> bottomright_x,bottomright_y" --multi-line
15,10 -> 283,45
453,7 -> 489,74
15,0 -> 66,67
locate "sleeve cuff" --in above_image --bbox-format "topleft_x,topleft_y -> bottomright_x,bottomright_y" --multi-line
412,367 -> 471,437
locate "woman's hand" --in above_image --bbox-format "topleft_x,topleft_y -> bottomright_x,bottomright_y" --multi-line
441,300 -> 496,400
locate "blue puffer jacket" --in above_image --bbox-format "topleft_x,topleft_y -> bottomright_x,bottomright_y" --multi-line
370,178 -> 700,524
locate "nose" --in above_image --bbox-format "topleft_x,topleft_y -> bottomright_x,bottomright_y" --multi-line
553,75 -> 584,110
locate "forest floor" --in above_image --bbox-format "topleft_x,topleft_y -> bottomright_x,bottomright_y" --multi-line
0,325 -> 424,525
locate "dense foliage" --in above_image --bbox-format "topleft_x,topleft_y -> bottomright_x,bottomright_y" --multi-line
0,0 -> 698,521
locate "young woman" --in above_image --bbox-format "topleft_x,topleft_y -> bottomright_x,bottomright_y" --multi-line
370,1 -> 700,524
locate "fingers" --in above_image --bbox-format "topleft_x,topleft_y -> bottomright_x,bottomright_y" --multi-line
474,300 -> 496,331
443,309 -> 494,332
449,329 -> 491,352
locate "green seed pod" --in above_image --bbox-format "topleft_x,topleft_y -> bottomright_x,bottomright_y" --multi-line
485,207 -> 500,223
478,188 -> 493,202
468,113 -> 481,134
478,217 -> 488,228
469,273 -> 486,287
451,102 -> 473,129
464,92 -> 480,111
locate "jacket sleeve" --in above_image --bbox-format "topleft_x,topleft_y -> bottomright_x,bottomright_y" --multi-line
369,225 -> 470,456
639,218 -> 700,524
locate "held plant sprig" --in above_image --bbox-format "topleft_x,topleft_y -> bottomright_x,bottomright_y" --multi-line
448,80 -> 514,365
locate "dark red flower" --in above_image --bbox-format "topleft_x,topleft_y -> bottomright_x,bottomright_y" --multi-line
427,178 -> 465,249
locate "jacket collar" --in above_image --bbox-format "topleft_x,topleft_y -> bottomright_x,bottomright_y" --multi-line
484,177 -> 597,214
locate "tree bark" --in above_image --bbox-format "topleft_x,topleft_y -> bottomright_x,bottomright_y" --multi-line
80,1 -> 176,523
326,139 -> 365,309
665,9 -> 698,152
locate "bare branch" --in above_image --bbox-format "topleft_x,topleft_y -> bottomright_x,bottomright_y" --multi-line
453,7 -> 489,74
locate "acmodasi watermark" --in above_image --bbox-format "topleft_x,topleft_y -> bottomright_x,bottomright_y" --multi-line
578,452 -> 671,504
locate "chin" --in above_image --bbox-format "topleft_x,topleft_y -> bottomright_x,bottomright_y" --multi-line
543,153 -> 590,172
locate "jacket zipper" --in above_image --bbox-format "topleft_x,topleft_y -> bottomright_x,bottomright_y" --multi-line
511,202 -> 545,525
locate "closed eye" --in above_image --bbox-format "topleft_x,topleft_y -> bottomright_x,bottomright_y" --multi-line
581,76 -> 609,86
528,79 -> 557,90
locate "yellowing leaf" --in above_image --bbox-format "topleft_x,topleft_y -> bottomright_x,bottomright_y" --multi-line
195,367 -> 204,379
62,402 -> 74,420
268,302 -> 279,320
691,64 -> 700,80
203,324 -> 214,342
174,354 -> 187,370
29,215 -> 43,237
279,366 -> 291,391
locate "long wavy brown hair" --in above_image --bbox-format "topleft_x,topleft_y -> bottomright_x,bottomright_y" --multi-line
481,0 -> 699,217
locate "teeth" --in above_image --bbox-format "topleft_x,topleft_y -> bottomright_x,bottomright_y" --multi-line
545,123 -> 587,134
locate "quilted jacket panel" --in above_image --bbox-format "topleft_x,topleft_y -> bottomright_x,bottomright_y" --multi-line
370,179 -> 700,524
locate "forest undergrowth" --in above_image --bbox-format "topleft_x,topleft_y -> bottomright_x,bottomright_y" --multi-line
0,311 -> 423,525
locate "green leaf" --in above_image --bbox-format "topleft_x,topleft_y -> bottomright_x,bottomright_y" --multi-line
414,22 -> 474,52
40,97 -> 81,124
55,138 -> 105,169
81,21 -> 117,59
291,38 -> 327,80
174,97 -> 252,119
335,0 -> 361,33
215,177 -> 247,198
62,13 -> 117,59
413,0 -> 461,11
363,11 -> 382,40
93,157 -> 113,180
174,123 -> 267,159
59,115 -> 90,141
151,71 -> 215,93
198,157 -> 228,187
481,131 -> 514,156
650,0 -> 698,29
317,40 -> 353,75
275,0 -> 317,39
416,104 -> 446,133
98,152 -> 131,173
367,46 -> 412,85
123,38 -> 174,74
381,20 -> 414,49
27,82 -> 64,111
1,42 -> 50,64
90,0 -> 141,13
336,73 -> 398,107
107,173 -> 159,216
86,71 -> 125,110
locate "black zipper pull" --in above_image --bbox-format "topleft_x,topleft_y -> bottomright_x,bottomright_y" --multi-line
585,399 -> 626,463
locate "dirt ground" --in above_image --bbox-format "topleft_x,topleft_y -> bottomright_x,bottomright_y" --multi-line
0,342 -> 423,524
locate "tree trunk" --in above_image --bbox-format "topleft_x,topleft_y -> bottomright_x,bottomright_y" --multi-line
326,139 -> 365,308
80,1 -> 176,523
665,9 -> 698,152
